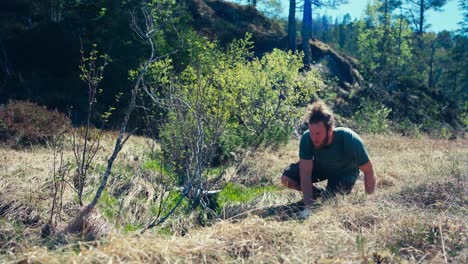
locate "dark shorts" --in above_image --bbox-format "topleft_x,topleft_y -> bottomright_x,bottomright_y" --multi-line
282,162 -> 357,194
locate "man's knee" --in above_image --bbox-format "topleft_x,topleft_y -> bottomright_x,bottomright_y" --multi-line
281,175 -> 301,190
280,175 -> 290,186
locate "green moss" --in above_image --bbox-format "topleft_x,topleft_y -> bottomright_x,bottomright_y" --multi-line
217,182 -> 279,208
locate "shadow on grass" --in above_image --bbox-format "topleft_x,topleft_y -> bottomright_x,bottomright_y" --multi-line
253,189 -> 332,221
254,200 -> 306,221
217,188 -> 335,222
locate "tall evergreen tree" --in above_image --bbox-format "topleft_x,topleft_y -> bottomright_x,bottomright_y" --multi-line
458,0 -> 467,35
404,0 -> 448,45
302,0 -> 313,65
320,15 -> 331,42
300,0 -> 348,66
357,0 -> 413,89
288,0 -> 297,51
379,0 -> 402,70
339,14 -> 352,48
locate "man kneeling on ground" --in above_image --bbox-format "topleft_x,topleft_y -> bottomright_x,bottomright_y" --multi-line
281,101 -> 376,218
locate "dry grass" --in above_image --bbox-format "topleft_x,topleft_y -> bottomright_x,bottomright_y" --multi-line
1,133 -> 467,263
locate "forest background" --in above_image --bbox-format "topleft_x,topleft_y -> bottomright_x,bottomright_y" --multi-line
1,0 -> 466,136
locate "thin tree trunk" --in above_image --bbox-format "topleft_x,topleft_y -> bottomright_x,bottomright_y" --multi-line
64,6 -> 158,234
288,0 -> 297,52
428,40 -> 435,89
0,37 -> 11,76
419,0 -> 424,36
418,0 -> 424,48
302,0 -> 313,66
380,0 -> 390,69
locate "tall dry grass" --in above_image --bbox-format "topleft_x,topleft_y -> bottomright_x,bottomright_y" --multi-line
1,133 -> 466,263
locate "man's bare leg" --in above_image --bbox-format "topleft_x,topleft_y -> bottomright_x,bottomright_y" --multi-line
280,175 -> 301,191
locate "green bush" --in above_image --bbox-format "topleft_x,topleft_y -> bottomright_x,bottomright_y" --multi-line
151,35 -> 321,180
0,100 -> 71,147
352,99 -> 391,134
395,118 -> 422,138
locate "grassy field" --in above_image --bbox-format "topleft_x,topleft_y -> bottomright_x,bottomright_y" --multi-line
0,133 -> 466,263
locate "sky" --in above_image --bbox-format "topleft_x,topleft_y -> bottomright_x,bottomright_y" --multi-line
263,0 -> 464,32
317,0 -> 463,32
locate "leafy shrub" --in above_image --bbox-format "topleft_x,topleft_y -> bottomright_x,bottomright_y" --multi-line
352,99 -> 391,134
0,100 -> 71,147
461,102 -> 468,129
395,118 -> 422,138
149,35 -> 321,180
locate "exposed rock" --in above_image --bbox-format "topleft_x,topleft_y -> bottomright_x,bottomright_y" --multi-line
308,38 -> 363,87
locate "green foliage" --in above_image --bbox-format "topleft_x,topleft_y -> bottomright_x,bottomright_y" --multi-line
216,182 -> 279,209
229,48 -> 321,149
151,34 -> 321,181
0,219 -> 23,245
0,0 -> 187,129
143,158 -> 169,174
123,223 -> 142,233
461,103 -> 468,129
356,9 -> 413,87
438,126 -> 453,139
314,0 -> 464,136
79,44 -> 110,89
0,100 -> 71,147
98,190 -> 120,221
395,118 -> 423,138
142,157 -> 179,186
150,191 -> 189,218
352,99 -> 391,134
355,234 -> 368,261
434,33 -> 468,107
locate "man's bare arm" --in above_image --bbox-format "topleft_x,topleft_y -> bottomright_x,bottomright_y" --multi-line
300,159 -> 314,206
359,160 -> 376,194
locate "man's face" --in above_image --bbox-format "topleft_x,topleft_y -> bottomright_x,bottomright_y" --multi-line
308,122 -> 330,149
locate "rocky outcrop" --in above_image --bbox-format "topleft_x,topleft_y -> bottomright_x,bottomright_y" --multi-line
308,39 -> 363,87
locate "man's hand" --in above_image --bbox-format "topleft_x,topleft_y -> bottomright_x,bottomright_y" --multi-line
298,208 -> 311,219
359,160 -> 376,194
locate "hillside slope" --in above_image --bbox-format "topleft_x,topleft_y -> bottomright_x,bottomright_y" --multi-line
187,0 -> 465,132
187,0 -> 363,87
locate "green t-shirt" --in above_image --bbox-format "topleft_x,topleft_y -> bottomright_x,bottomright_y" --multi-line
299,127 -> 370,182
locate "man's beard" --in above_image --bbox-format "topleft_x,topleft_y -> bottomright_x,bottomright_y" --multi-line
313,131 -> 329,149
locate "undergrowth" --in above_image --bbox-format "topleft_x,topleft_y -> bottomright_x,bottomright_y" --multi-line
0,134 -> 466,263
216,182 -> 280,210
